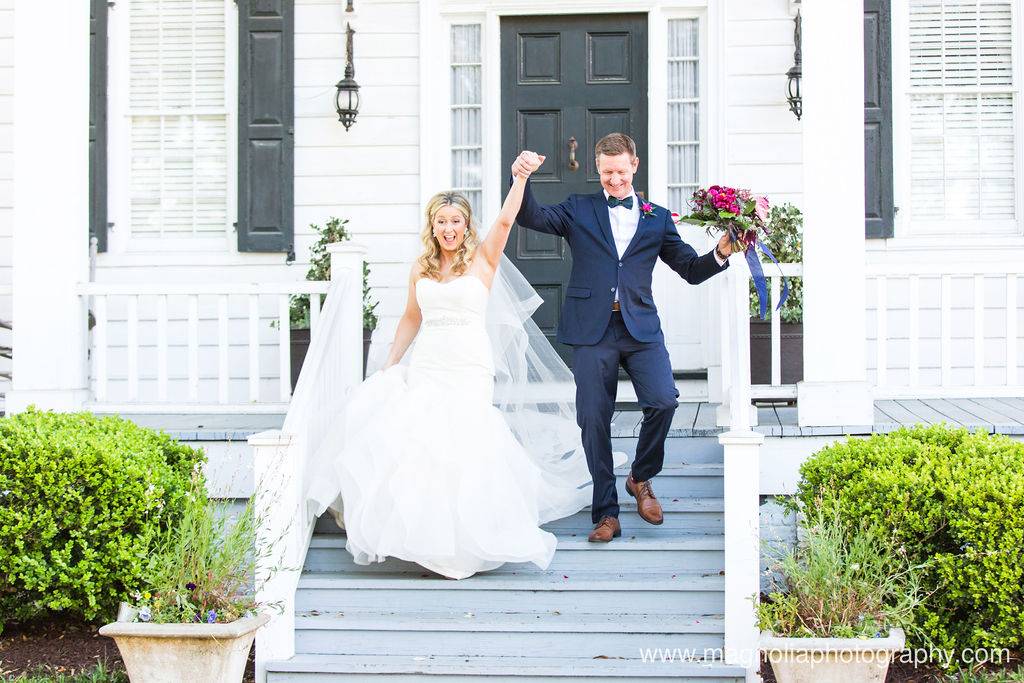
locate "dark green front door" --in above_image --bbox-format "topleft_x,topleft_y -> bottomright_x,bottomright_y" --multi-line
501,14 -> 649,364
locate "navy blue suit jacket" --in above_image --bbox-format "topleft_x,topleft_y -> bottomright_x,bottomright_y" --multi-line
514,179 -> 729,346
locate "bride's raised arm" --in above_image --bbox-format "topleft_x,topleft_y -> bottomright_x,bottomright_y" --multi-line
477,153 -> 545,271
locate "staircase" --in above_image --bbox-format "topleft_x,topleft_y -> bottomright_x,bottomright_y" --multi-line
264,430 -> 748,682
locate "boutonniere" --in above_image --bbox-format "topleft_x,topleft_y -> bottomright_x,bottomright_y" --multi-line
639,200 -> 656,218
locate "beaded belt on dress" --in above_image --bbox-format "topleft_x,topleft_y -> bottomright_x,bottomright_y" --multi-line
423,315 -> 478,328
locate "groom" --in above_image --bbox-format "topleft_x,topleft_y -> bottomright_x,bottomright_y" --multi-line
511,133 -> 733,543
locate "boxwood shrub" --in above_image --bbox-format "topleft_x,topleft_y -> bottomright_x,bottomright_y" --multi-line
0,408 -> 205,625
791,424 -> 1024,659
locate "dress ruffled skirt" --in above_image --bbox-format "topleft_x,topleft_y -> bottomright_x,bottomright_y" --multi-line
306,365 -> 598,579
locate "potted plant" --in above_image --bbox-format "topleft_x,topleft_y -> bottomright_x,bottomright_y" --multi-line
289,217 -> 379,388
749,203 -> 803,385
757,497 -> 928,683
99,466 -> 276,682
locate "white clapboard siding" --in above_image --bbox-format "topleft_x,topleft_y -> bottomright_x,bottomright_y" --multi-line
0,2 -> 12,401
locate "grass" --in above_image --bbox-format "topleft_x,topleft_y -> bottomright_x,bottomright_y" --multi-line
945,667 -> 1024,682
2,662 -> 127,683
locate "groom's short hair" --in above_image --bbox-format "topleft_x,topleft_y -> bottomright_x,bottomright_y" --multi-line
594,133 -> 637,161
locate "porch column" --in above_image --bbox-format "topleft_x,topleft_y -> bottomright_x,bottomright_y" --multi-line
7,0 -> 91,413
796,0 -> 874,427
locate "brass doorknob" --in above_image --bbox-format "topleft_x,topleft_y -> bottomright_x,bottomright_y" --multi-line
567,137 -> 579,172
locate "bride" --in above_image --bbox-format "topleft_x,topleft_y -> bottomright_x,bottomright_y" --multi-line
306,152 -> 619,579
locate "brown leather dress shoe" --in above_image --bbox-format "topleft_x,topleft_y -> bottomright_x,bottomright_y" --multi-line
625,473 -> 664,525
587,515 -> 621,543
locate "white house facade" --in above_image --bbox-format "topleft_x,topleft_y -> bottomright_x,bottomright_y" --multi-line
2,0 -> 1023,681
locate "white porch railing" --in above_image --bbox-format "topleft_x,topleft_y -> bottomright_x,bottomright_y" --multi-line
248,244 -> 365,683
77,281 -> 331,412
867,264 -> 1022,399
716,257 -> 763,680
748,262 -> 803,401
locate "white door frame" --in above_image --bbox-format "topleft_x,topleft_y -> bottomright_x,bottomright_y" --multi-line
419,0 -> 725,372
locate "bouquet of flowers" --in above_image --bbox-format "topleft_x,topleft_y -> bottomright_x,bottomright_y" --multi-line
672,185 -> 789,320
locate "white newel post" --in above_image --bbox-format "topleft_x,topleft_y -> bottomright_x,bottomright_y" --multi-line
795,0 -> 874,427
717,253 -> 764,680
8,0 -> 91,413
720,429 -> 763,681
250,430 -> 297,683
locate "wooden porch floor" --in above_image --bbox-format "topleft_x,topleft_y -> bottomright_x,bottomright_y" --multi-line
614,396 -> 1024,437
111,396 -> 1024,441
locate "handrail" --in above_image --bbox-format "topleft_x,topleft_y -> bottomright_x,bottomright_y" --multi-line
249,243 -> 366,683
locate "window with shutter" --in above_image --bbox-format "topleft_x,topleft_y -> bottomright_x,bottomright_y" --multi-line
127,0 -> 229,239
907,0 -> 1018,234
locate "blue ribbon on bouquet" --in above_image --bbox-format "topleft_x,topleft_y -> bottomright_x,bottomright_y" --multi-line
731,227 -> 790,320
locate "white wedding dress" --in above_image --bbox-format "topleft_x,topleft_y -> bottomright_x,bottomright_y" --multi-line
306,272 -> 604,579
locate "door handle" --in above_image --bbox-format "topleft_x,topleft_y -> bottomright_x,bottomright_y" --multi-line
567,137 -> 579,172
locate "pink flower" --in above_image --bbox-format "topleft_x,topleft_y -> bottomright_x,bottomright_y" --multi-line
755,195 -> 770,223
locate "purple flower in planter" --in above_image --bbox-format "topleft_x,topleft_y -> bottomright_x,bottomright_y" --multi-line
185,582 -> 196,591
194,612 -> 202,623
207,609 -> 217,623
138,606 -> 152,623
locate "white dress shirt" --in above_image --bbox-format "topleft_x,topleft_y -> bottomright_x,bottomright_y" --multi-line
603,188 -> 726,303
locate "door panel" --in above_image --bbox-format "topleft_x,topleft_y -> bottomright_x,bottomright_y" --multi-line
501,14 -> 648,365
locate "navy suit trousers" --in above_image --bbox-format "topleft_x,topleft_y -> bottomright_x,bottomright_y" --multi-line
572,311 -> 679,523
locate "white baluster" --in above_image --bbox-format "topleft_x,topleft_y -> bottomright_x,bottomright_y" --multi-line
770,274 -> 781,386
188,295 -> 199,401
909,276 -> 920,388
218,294 -> 229,404
974,275 -> 984,386
278,294 -> 291,402
127,296 -> 138,401
94,295 -> 107,402
875,276 -> 887,388
309,293 -> 321,339
941,275 -> 951,387
1007,275 -> 1018,387
249,294 -> 260,402
157,294 -> 168,401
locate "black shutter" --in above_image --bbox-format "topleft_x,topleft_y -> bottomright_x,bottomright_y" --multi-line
864,0 -> 894,238
90,0 -> 108,252
237,0 -> 294,252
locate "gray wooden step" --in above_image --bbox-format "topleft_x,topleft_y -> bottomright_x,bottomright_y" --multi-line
305,532 -> 724,573
294,610 -> 726,657
295,569 -> 725,614
266,653 -> 747,682
313,498 -> 726,535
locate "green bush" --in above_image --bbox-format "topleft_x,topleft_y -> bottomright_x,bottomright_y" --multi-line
0,408 -> 205,626
791,424 -> 1024,659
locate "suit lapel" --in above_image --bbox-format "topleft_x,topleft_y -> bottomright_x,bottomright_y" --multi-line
590,192 -> 618,256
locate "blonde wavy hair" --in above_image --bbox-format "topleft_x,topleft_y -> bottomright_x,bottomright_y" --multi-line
417,191 -> 480,281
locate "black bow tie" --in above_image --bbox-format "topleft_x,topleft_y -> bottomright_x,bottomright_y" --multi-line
606,195 -> 633,210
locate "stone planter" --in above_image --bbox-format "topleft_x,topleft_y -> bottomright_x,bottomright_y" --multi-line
761,627 -> 905,683
290,326 -> 374,390
749,320 -> 803,385
99,611 -> 269,683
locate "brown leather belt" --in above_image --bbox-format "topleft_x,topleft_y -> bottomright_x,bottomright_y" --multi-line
611,301 -> 621,312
